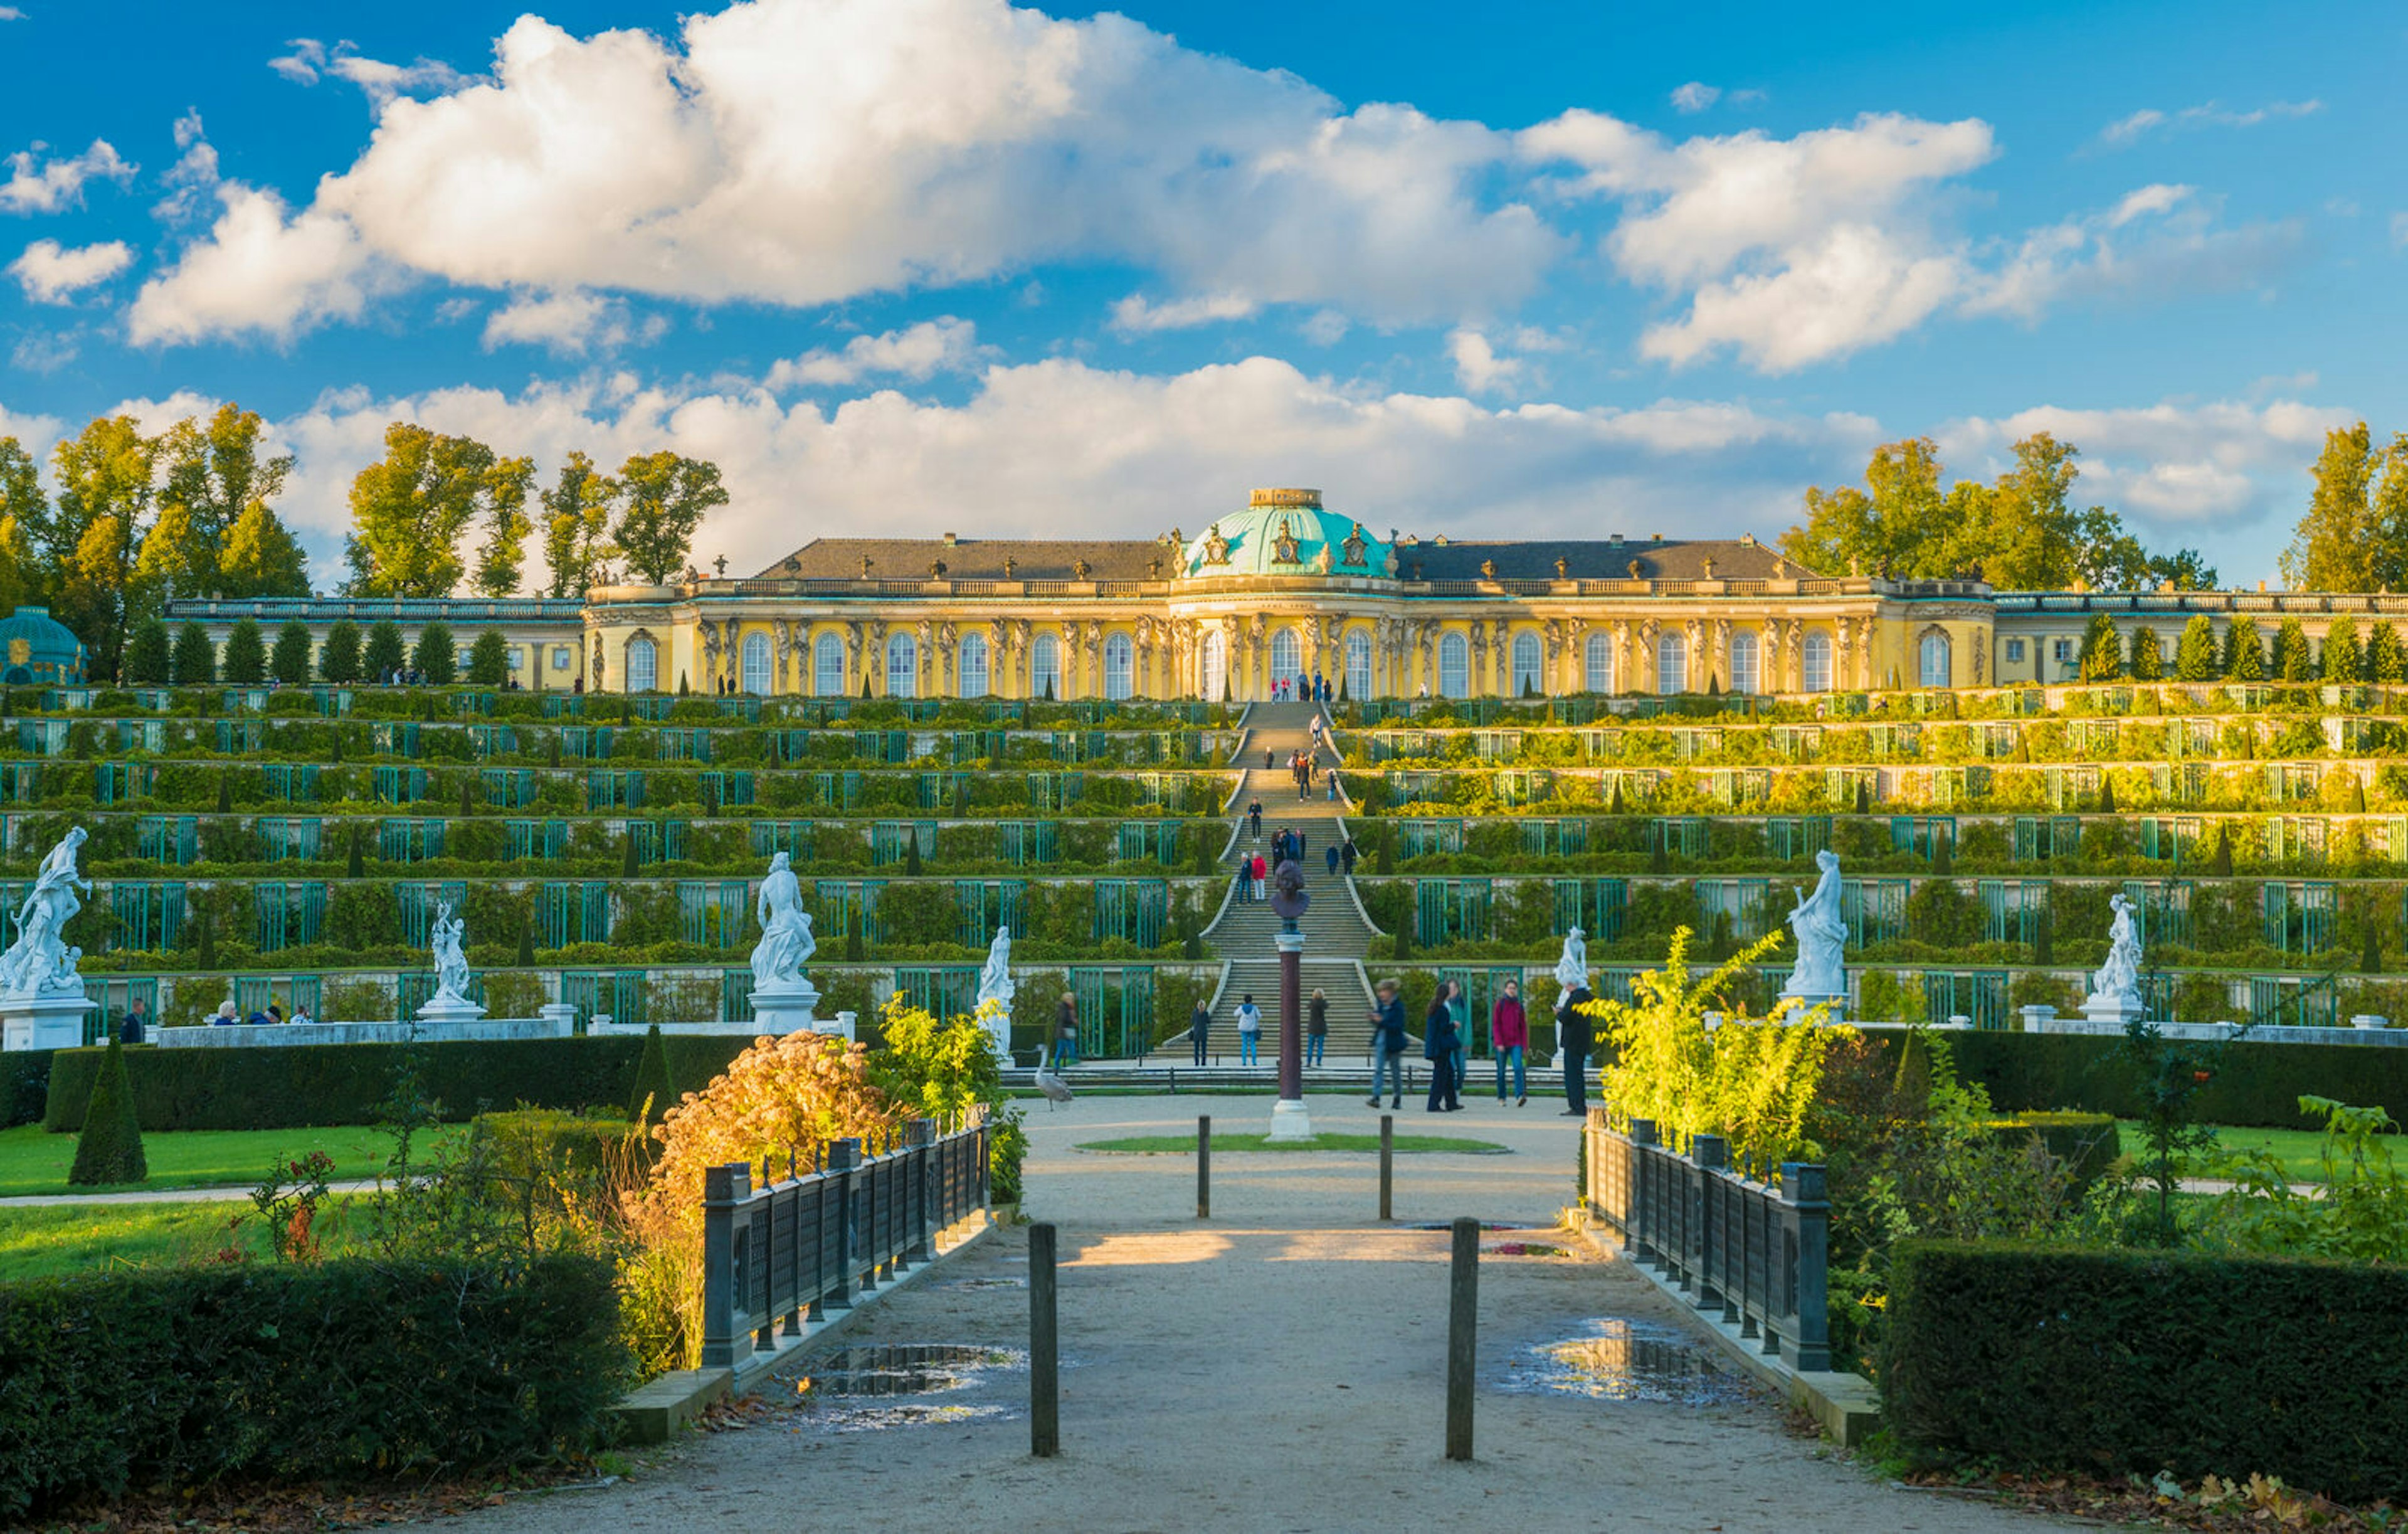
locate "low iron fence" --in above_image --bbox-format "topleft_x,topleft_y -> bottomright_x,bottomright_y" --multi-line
1582,1109 -> 1832,1371
699,1111 -> 991,1368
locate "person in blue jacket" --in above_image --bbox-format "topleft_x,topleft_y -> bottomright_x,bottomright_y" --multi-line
1423,981 -> 1462,1112
1365,979 -> 1407,1109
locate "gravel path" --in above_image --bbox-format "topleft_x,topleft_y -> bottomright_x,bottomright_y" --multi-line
432,1092 -> 2066,1533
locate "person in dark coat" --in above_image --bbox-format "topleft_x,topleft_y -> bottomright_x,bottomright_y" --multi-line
1324,844 -> 1340,877
1557,978 -> 1595,1115
1339,838 -> 1358,874
119,998 -> 147,1045
1306,987 -> 1328,1067
1054,992 -> 1080,1069
1366,980 -> 1407,1108
1423,983 -> 1462,1112
1189,999 -> 1212,1066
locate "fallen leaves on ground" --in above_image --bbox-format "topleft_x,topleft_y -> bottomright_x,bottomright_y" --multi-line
24,1463 -> 632,1533
1903,1466 -> 2402,1531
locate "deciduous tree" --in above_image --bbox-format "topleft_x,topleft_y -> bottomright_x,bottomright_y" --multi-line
471,457 -> 536,597
613,452 -> 727,585
47,416 -> 156,679
341,424 -> 499,597
541,451 -> 618,596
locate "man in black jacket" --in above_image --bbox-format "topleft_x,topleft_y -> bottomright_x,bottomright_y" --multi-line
1365,979 -> 1406,1109
1557,980 -> 1595,1116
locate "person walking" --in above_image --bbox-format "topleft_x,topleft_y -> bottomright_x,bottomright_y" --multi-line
1557,975 -> 1595,1116
1423,983 -> 1461,1112
1491,978 -> 1528,1105
119,997 -> 148,1045
1324,843 -> 1340,877
1189,998 -> 1212,1066
1326,770 -> 1338,802
1248,798 -> 1263,840
1306,987 -> 1328,1067
1235,993 -> 1263,1066
1250,852 -> 1267,901
1340,837 -> 1358,875
1366,979 -> 1406,1109
1445,981 -> 1469,1109
1054,991 -> 1080,1069
1264,746 -> 1275,771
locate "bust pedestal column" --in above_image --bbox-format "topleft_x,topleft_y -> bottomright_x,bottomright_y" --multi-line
1267,925 -> 1314,1141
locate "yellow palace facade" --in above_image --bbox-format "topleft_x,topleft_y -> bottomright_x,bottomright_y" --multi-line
171,487 -> 2402,699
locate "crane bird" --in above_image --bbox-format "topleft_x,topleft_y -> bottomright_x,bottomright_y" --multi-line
1033,1066 -> 1075,1109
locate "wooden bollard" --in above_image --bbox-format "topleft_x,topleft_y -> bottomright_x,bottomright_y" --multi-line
1445,1215 -> 1477,1461
1030,1221 -> 1059,1457
1378,1114 -> 1394,1221
1197,1114 -> 1211,1220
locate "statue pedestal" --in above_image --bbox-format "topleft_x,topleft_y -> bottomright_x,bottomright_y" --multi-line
4,991 -> 97,1052
1779,989 -> 1847,1023
415,996 -> 489,1028
2083,993 -> 2146,1028
750,981 -> 822,1036
976,1001 -> 1014,1063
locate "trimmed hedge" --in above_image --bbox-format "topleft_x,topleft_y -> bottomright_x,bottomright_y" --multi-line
43,1035 -> 754,1133
1986,1111 -> 2119,1193
1864,1027 -> 2408,1130
68,1042 -> 146,1185
473,1108 -> 643,1182
1884,1240 -> 2408,1500
0,1255 -> 625,1518
1,1050 -> 50,1129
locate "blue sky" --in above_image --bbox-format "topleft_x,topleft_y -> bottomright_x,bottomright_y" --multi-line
0,0 -> 2399,586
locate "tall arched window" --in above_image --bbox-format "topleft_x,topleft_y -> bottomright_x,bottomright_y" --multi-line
1344,628 -> 1372,701
1510,630 -> 1544,696
1802,632 -> 1834,692
885,630 -> 917,699
1584,631 -> 1614,694
1200,629 -> 1227,701
958,631 -> 989,699
1269,627 -> 1302,689
1032,633 -> 1060,699
1729,630 -> 1760,695
1656,633 -> 1688,694
739,632 -> 771,695
1918,632 -> 1951,689
1102,632 -> 1133,700
1439,632 -> 1470,698
813,633 -> 845,697
624,634 -> 658,693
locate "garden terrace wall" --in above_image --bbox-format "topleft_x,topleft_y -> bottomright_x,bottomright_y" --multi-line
1883,1240 -> 2408,1501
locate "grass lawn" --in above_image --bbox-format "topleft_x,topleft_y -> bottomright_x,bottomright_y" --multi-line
1077,1132 -> 1509,1155
2116,1121 -> 2399,1183
0,1199 -> 379,1281
0,1123 -> 467,1198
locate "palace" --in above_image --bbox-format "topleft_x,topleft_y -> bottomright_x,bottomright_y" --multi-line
160,487 -> 2387,699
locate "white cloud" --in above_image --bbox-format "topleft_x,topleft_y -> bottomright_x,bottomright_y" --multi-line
2098,98 -> 2322,147
9,238 -> 132,302
125,183 -> 374,346
481,288 -> 653,355
1447,329 -> 1522,394
268,38 -> 327,85
0,139 -> 134,214
10,329 -> 78,373
766,317 -> 983,388
150,110 -> 219,223
144,0 -> 1558,344
1109,293 -> 1259,334
1299,310 -> 1349,346
0,8 -> 24,19
1970,185 -> 2300,321
270,38 -> 475,107
1669,82 -> 1719,114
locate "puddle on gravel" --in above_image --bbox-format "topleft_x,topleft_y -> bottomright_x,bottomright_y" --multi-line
940,1276 -> 1027,1291
791,1343 -> 1026,1432
1504,1318 -> 1758,1407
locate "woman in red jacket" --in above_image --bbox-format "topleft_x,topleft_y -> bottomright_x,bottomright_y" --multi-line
1491,978 -> 1528,1106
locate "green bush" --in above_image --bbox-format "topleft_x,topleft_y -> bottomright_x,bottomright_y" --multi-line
66,1042 -> 145,1185
1985,1110 -> 2118,1193
627,1024 -> 677,1123
1884,1240 -> 2408,1501
472,1108 -> 641,1185
1,1052 -> 50,1129
0,1255 -> 625,1518
44,1036 -> 753,1132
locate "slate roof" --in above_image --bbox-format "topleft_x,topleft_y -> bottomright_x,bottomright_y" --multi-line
1395,537 -> 1810,582
759,537 -> 1178,582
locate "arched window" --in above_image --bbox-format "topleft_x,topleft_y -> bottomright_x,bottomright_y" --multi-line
1729,630 -> 1760,695
813,633 -> 845,697
1269,627 -> 1302,689
1344,628 -> 1372,701
1919,632 -> 1951,689
1656,633 -> 1687,694
1102,632 -> 1133,700
739,631 -> 771,695
1584,631 -> 1614,694
624,634 -> 658,693
885,630 -> 917,699
1200,629 -> 1227,701
1510,630 -> 1544,696
1802,632 -> 1834,692
1439,632 -> 1470,699
958,631 -> 989,699
1032,633 -> 1060,700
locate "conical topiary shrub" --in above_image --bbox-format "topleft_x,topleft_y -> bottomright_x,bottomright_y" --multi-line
69,1041 -> 147,1186
627,1023 -> 677,1124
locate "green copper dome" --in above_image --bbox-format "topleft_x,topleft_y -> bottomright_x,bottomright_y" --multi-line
1180,489 -> 1393,579
0,606 -> 85,685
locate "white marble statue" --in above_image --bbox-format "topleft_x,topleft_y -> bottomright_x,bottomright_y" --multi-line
430,901 -> 473,1006
1780,849 -> 1849,1002
1,827 -> 90,998
2086,893 -> 2144,1015
976,926 -> 1017,1010
751,852 -> 816,990
1553,926 -> 1588,992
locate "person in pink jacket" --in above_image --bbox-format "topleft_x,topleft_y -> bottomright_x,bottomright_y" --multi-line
1491,978 -> 1529,1106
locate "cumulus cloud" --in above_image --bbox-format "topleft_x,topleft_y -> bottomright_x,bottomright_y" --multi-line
2098,99 -> 2321,148
0,139 -> 134,214
1970,184 -> 2301,320
1109,292 -> 1261,334
270,38 -> 475,107
766,317 -> 984,388
138,0 -> 1556,346
150,110 -> 219,223
482,288 -> 662,354
125,184 -> 374,346
1445,325 -> 1567,395
9,238 -> 132,302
